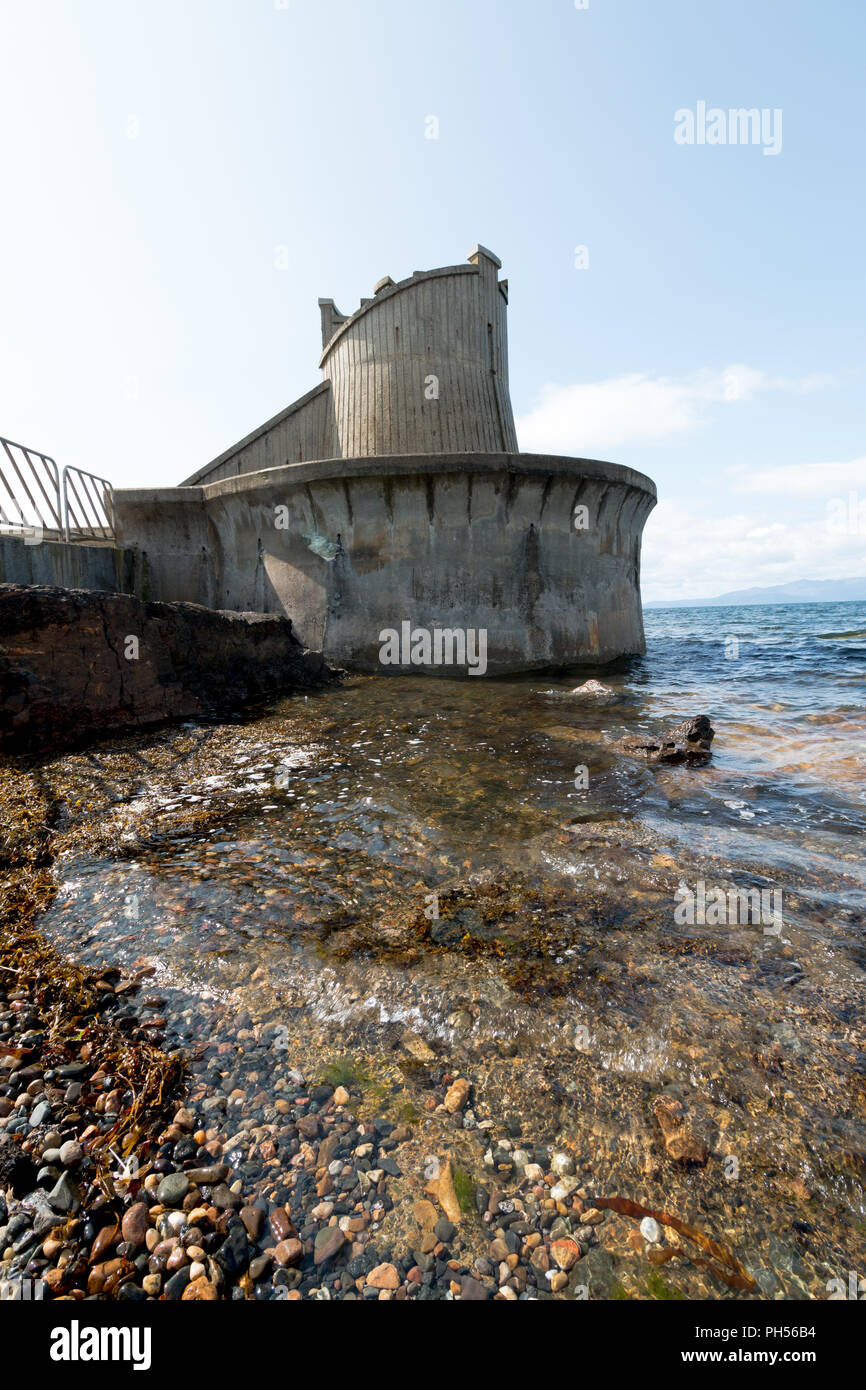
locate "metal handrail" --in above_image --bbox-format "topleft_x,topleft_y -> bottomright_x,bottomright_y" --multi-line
0,437 -> 62,537
0,436 -> 116,543
62,465 -> 115,541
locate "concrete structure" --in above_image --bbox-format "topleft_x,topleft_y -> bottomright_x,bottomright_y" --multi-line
111,246 -> 657,674
182,246 -> 518,485
0,534 -> 139,595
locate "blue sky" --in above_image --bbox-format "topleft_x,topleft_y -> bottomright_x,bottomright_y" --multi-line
1,0 -> 863,599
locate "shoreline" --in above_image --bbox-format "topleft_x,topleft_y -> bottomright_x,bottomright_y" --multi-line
3,701 -> 862,1303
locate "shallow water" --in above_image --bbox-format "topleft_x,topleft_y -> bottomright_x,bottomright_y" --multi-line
36,600 -> 866,1298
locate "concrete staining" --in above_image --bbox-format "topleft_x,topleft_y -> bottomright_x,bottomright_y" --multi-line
114,246 -> 657,674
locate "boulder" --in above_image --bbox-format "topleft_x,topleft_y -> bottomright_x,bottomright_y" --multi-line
618,715 -> 714,764
0,583 -> 341,753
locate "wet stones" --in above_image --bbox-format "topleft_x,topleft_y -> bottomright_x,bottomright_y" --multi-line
157,1173 -> 190,1207
313,1226 -> 347,1267
618,714 -> 715,765
121,1203 -> 149,1250
652,1096 -> 709,1166
443,1077 -> 471,1113
47,1171 -> 81,1213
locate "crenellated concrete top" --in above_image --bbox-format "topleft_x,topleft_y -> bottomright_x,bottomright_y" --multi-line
317,245 -> 507,361
182,244 -> 519,484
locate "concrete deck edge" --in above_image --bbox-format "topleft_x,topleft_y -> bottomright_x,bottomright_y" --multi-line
187,453 -> 658,503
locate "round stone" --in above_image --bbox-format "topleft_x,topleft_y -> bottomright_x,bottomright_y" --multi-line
157,1173 -> 190,1207
640,1216 -> 663,1244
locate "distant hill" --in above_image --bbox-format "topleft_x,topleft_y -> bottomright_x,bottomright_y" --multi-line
644,578 -> 866,609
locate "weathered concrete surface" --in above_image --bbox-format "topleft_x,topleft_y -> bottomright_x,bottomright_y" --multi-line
0,535 -> 140,595
115,452 -> 656,674
0,584 -> 339,754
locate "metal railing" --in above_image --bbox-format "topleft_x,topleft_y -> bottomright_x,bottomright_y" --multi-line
0,436 -> 115,542
0,437 -> 63,539
61,464 -> 115,541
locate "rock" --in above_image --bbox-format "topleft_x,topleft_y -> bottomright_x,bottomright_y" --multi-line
570,680 -> 614,696
28,1100 -> 51,1129
436,1159 -> 462,1225
182,1275 -> 219,1300
413,1200 -> 438,1231
366,1262 -> 400,1290
48,1170 -> 81,1213
121,1203 -> 150,1250
550,1238 -> 582,1271
274,1239 -> 303,1267
443,1078 -> 471,1113
58,1139 -> 83,1168
90,1220 -> 119,1263
0,585 -> 341,754
163,1267 -> 192,1299
640,1216 -> 663,1244
618,715 -> 714,765
214,1223 -> 250,1277
333,1086 -> 350,1106
34,1207 -> 65,1238
460,1276 -> 489,1300
212,1182 -> 241,1210
313,1226 -> 347,1267
240,1205 -> 264,1240
184,1163 -> 228,1185
664,1130 -> 709,1165
652,1096 -> 709,1166
550,1152 -> 575,1177
270,1207 -> 294,1243
401,1032 -> 436,1062
434,1217 -> 456,1244
157,1173 -> 190,1207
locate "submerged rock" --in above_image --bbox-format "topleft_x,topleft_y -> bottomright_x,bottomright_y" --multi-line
618,714 -> 714,764
569,680 -> 615,697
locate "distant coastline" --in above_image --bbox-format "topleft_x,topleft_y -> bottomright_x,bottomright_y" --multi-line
644,577 -> 866,610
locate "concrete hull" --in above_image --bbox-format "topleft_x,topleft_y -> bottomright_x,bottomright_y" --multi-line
114,453 -> 656,675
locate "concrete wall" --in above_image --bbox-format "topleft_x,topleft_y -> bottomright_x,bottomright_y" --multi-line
115,453 -> 656,673
183,382 -> 337,486
0,534 -> 140,595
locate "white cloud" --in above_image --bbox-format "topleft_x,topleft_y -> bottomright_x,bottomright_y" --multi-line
516,365 -> 828,457
641,496 -> 866,603
731,456 -> 866,497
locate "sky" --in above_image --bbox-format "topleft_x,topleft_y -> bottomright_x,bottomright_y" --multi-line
0,0 -> 864,601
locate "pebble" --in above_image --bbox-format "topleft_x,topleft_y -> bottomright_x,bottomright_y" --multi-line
444,1078 -> 471,1113
58,1139 -> 83,1168
640,1216 -> 662,1244
157,1173 -> 190,1207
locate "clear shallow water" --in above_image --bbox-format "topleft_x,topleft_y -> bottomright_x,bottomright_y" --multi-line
37,600 -> 866,1297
